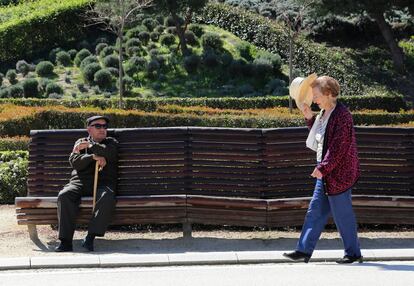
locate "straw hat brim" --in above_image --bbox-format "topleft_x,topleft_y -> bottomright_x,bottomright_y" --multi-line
289,73 -> 317,109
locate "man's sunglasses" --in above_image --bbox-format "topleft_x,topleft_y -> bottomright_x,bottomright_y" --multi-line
90,123 -> 108,129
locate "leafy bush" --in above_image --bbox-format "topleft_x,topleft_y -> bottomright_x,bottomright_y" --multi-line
56,51 -> 72,66
202,51 -> 220,68
103,55 -> 119,69
155,25 -> 165,33
74,48 -> 92,66
185,30 -> 198,46
0,154 -> 28,204
35,61 -> 54,77
126,25 -> 148,39
160,34 -> 176,46
6,69 -> 17,84
68,49 -> 78,60
95,42 -> 108,55
99,46 -> 115,58
184,54 -> 201,73
0,88 -> 8,98
49,47 -> 62,63
80,55 -> 99,70
150,31 -> 160,42
16,60 -> 30,76
0,73 -> 3,86
265,79 -> 288,96
82,63 -> 101,84
94,69 -> 113,90
188,24 -> 205,37
138,31 -> 150,44
45,82 -> 63,95
8,84 -> 24,98
201,33 -> 223,51
0,137 -> 29,151
142,18 -> 157,31
107,67 -> 119,77
256,50 -> 282,73
252,57 -> 273,77
236,41 -> 254,61
21,78 -> 39,98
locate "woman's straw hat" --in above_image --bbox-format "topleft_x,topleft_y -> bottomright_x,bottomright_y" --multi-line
289,73 -> 317,109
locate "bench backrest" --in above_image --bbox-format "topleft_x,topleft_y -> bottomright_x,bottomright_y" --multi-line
28,127 -> 414,198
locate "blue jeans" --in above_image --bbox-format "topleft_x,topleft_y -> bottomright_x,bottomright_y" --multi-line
296,179 -> 361,257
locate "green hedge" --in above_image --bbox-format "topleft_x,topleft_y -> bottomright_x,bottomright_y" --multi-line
0,108 -> 413,137
197,3 -> 364,96
0,151 -> 27,204
0,94 -> 408,112
0,0 -> 92,63
0,137 -> 29,151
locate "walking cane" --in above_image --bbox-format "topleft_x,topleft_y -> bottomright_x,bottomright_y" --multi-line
92,161 -> 99,214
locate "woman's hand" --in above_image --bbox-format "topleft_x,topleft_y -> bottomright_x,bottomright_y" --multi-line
311,167 -> 323,179
299,104 -> 314,120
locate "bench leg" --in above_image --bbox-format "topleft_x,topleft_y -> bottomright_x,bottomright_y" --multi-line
28,224 -> 39,242
183,222 -> 192,239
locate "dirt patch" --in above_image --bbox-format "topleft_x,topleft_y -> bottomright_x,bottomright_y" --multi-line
2,205 -> 414,258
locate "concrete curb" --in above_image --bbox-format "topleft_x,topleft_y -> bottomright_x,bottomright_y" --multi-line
1,249 -> 414,271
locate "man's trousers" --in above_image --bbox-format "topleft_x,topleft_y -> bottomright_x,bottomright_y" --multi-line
57,183 -> 116,241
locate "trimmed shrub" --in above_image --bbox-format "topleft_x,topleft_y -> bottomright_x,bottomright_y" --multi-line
164,15 -> 184,27
155,25 -> 165,33
16,60 -> 30,76
74,48 -> 92,67
0,137 -> 29,151
165,26 -> 177,34
184,30 -> 198,46
6,69 -> 18,85
82,63 -> 101,84
138,31 -> 150,44
95,42 -> 108,55
99,46 -> 115,58
150,31 -> 160,42
201,33 -> 223,51
147,59 -> 160,73
236,41 -> 254,61
38,78 -> 52,94
103,55 -> 119,69
35,61 -> 54,77
56,51 -> 72,66
252,57 -> 273,77
80,55 -> 99,70
49,47 -> 62,63
0,88 -> 8,98
126,25 -> 148,39
202,51 -> 220,68
160,33 -> 176,46
68,49 -> 78,60
107,67 -> 119,77
94,69 -> 113,90
184,54 -> 201,73
142,18 -> 157,32
256,50 -> 282,73
21,78 -> 39,98
45,82 -> 63,95
265,79 -> 288,96
76,39 -> 91,51
8,84 -> 24,98
188,24 -> 204,37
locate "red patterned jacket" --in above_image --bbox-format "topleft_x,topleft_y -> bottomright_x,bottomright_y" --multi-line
305,102 -> 360,195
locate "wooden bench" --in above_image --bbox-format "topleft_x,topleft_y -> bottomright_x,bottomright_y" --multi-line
15,127 -> 414,242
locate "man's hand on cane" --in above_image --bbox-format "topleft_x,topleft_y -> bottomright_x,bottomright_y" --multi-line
92,154 -> 106,171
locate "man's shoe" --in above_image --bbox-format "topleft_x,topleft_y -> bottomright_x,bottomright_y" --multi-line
55,242 -> 73,252
283,251 -> 311,263
81,236 -> 94,252
336,255 -> 363,264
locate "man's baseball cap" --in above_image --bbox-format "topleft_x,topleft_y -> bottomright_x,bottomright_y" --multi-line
86,115 -> 110,126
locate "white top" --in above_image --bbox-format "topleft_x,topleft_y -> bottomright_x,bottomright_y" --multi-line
315,108 -> 334,162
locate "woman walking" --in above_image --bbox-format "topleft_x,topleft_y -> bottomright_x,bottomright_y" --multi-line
283,74 -> 362,264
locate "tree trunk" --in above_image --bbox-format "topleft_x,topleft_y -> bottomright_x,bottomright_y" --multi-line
289,36 -> 294,114
370,11 -> 405,74
118,31 -> 124,108
171,11 -> 189,56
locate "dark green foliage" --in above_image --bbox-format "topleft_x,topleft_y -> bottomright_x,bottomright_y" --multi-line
99,46 -> 115,58
188,24 -> 205,37
95,43 -> 108,55
252,57 -> 273,77
0,73 -> 3,87
94,69 -> 113,90
184,30 -> 198,46
0,152 -> 28,204
8,84 -> 24,98
150,31 -> 160,42
155,25 -> 165,33
126,25 -> 148,39
80,55 -> 99,70
202,51 -> 220,68
49,47 -> 63,63
142,18 -> 157,31
201,32 -> 223,51
138,31 -> 151,44
6,69 -> 18,85
236,42 -> 254,61
45,82 -> 63,95
160,33 -> 176,46
16,60 -> 30,76
21,78 -> 39,98
82,63 -> 101,84
36,61 -> 55,77
56,51 -> 72,66
184,54 -> 201,73
103,55 -> 119,69
68,49 -> 78,60
74,48 -> 92,67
